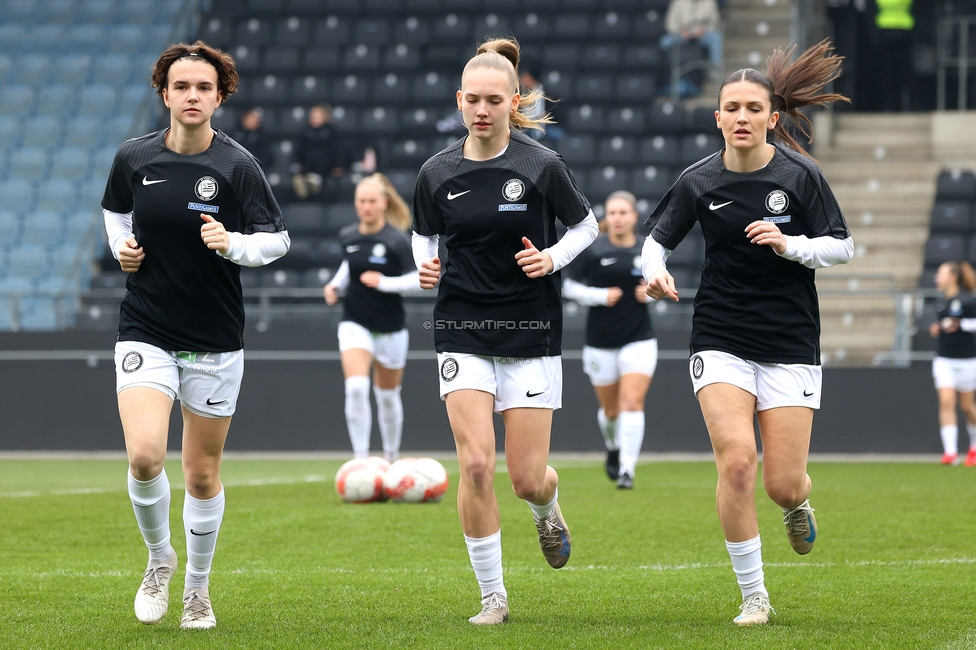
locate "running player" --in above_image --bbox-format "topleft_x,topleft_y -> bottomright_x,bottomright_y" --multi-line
102,41 -> 289,630
563,191 -> 656,489
642,40 -> 853,625
412,37 -> 598,625
324,173 -> 422,462
928,261 -> 976,466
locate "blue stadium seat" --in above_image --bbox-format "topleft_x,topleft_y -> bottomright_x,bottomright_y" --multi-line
63,24 -> 107,52
38,0 -> 76,23
0,179 -> 35,210
0,116 -> 22,148
9,147 -> 49,181
2,0 -> 38,25
78,85 -> 117,117
91,54 -> 136,85
119,0 -> 156,23
22,116 -> 62,148
21,211 -> 63,246
105,116 -> 136,147
23,26 -> 65,53
64,211 -> 100,241
0,277 -> 34,296
50,148 -> 91,182
76,0 -> 114,23
12,54 -> 52,84
36,179 -> 79,213
0,54 -> 13,84
9,244 -> 48,278
107,25 -> 148,54
0,85 -> 35,117
63,116 -> 105,149
19,297 -> 59,330
0,211 -> 21,248
91,147 -> 118,178
35,85 -> 77,118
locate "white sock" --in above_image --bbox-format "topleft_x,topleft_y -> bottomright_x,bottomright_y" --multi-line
183,489 -> 225,589
726,535 -> 767,599
617,411 -> 645,477
967,423 -> 976,451
941,424 -> 959,456
127,469 -> 174,562
344,376 -> 372,459
598,408 -> 618,451
373,385 -> 403,461
527,485 -> 558,519
464,530 -> 507,599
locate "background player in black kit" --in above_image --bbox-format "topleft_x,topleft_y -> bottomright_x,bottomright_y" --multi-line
563,191 -> 656,489
102,42 -> 288,630
928,261 -> 976,466
642,41 -> 853,625
412,38 -> 598,625
324,173 -> 421,462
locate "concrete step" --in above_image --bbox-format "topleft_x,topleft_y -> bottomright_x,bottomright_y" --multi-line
835,112 -> 932,132
818,143 -> 935,162
819,295 -> 898,312
847,227 -> 927,247
725,18 -> 791,41
844,210 -> 930,228
727,0 -> 792,11
821,160 -> 941,181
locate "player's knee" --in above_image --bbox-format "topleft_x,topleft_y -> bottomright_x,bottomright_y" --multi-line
460,454 -> 493,488
183,467 -> 219,496
603,405 -> 620,420
765,481 -> 805,508
618,396 -> 643,412
128,450 -> 164,480
721,456 -> 756,493
510,475 -> 546,502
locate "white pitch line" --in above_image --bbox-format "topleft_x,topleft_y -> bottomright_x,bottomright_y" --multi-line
0,474 -> 332,499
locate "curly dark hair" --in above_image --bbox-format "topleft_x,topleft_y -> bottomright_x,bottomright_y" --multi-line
151,40 -> 239,101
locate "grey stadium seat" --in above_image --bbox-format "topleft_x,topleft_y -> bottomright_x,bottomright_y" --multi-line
930,201 -> 973,234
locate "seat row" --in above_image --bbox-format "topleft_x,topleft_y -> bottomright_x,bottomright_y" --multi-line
210,0 -> 669,15
0,146 -> 118,183
0,24 -> 173,56
0,115 -> 137,151
0,178 -> 108,215
0,54 -> 158,88
0,0 -> 183,24
0,84 -> 150,119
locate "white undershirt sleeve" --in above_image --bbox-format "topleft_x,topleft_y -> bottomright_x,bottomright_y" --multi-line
328,259 -> 350,291
778,235 -> 855,269
960,318 -> 976,333
562,278 -> 611,307
543,211 -> 599,273
218,230 -> 291,267
103,209 -> 134,260
641,236 -> 672,282
376,271 -> 424,294
411,231 -> 439,269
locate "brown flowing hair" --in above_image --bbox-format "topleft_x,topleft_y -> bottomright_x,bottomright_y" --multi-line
461,37 -> 553,132
946,261 -> 976,292
151,40 -> 239,102
719,39 -> 849,158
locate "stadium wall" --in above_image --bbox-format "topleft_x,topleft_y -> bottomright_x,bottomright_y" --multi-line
0,328 -> 940,454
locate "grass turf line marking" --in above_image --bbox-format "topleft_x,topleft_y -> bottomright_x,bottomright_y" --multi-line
0,474 -> 331,499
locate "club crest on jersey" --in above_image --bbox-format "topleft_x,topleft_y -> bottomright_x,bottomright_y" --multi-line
195,176 -> 219,201
369,243 -> 387,263
440,356 -> 458,382
502,179 -> 525,202
765,189 -> 788,214
951,298 -> 962,314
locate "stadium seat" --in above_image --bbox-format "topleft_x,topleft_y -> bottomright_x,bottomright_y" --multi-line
632,7 -> 667,39
10,54 -> 49,85
649,101 -> 686,134
0,212 -> 21,248
23,25 -> 64,53
631,164 -> 673,200
21,211 -> 63,246
616,74 -> 656,102
0,179 -> 35,209
389,138 -> 431,167
598,136 -> 638,165
0,116 -> 21,149
36,179 -> 79,213
587,166 -> 626,203
332,74 -> 370,105
558,135 -> 596,167
432,14 -> 470,42
275,17 -> 312,46
472,14 -> 510,41
542,70 -> 574,102
344,44 -> 382,71
9,245 -> 49,278
575,74 -> 614,102
19,297 -> 59,330
201,17 -> 234,49
513,13 -> 551,42
640,135 -> 681,166
930,201 -> 974,233
594,10 -> 632,39
607,106 -> 647,135
680,133 -> 722,166
107,25 -> 149,55
925,235 -> 967,266
582,45 -> 622,71
283,203 -> 327,236
261,267 -> 303,288
64,24 -> 107,52
303,267 -> 334,288
35,85 -> 77,118
936,169 -> 976,202
412,72 -> 454,104
77,85 -> 117,118
400,107 -> 439,133
237,17 -> 274,48
9,148 -> 49,181
303,46 -> 342,73
565,105 -> 606,133
543,45 -> 581,71
314,16 -> 352,47
264,47 -> 302,73
385,44 -> 422,72
354,18 -> 391,46
22,117 -> 62,149
49,148 -> 91,182
251,74 -> 287,106
553,14 -> 591,40
0,54 -> 13,84
373,74 -> 411,105
118,0 -> 156,24
0,86 -> 35,118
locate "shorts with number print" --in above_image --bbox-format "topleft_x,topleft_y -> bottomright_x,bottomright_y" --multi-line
582,338 -> 658,386
689,349 -> 822,411
436,352 -> 562,413
115,341 -> 244,418
337,320 -> 409,369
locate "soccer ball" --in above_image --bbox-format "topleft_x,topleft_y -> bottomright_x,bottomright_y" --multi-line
335,457 -> 387,503
384,457 -> 449,503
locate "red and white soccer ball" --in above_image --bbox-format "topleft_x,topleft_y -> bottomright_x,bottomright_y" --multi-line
335,457 -> 388,503
383,457 -> 449,503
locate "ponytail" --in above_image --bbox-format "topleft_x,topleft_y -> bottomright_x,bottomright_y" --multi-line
357,173 -> 411,231
462,37 -> 554,132
719,39 -> 849,158
948,260 -> 976,292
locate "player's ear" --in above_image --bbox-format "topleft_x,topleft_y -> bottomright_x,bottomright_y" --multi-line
456,89 -> 462,112
768,110 -> 779,130
161,87 -> 169,108
714,109 -> 720,129
511,92 -> 520,116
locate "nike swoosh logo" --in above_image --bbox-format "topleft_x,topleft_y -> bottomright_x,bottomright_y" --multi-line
206,398 -> 228,406
190,529 -> 215,536
447,190 -> 471,200
142,177 -> 167,185
803,390 -> 814,397
803,513 -> 816,543
708,200 -> 732,210
526,390 -> 545,398
346,245 -> 360,253
599,257 -> 616,266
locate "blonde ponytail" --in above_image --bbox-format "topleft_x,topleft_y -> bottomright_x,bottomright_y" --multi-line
462,37 -> 554,132
357,173 -> 411,231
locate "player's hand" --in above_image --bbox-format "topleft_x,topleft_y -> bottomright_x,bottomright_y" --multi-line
419,257 -> 441,289
606,287 -> 623,306
117,236 -> 144,273
635,281 -> 651,304
200,214 -> 230,254
360,271 -> 382,288
516,237 -> 553,278
645,269 -> 678,302
745,220 -> 787,255
324,284 -> 339,305
942,317 -> 961,333
929,321 -> 940,337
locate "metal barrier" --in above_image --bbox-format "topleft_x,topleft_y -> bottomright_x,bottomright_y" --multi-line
937,14 -> 976,110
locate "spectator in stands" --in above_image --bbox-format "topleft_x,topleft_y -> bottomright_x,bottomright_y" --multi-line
660,0 -> 723,90
413,36 -> 598,626
102,41 -> 289,632
323,173 -> 422,463
228,107 -> 271,169
642,40 -> 853,626
928,261 -> 976,466
292,103 -> 347,200
563,191 -> 655,489
874,0 -> 914,111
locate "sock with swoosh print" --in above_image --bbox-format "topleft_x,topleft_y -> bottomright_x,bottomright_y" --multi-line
183,489 -> 225,589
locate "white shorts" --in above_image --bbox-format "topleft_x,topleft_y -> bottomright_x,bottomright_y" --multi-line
337,320 -> 409,369
933,356 -> 976,392
689,349 -> 822,411
436,352 -> 562,413
583,339 -> 658,386
115,341 -> 244,418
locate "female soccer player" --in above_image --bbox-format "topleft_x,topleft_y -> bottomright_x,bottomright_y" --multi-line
642,40 -> 854,625
563,191 -> 656,489
324,173 -> 421,462
102,41 -> 289,630
928,261 -> 976,466
412,37 -> 598,625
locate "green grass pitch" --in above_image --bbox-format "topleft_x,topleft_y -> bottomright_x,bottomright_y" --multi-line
2,456 -> 975,649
